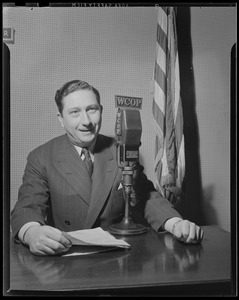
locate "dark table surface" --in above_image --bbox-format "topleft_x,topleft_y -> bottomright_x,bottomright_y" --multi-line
7,225 -> 232,296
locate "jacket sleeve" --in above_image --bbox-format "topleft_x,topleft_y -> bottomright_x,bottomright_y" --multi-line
10,150 -> 50,240
131,163 -> 182,232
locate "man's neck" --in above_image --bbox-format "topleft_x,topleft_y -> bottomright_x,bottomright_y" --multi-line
67,134 -> 97,154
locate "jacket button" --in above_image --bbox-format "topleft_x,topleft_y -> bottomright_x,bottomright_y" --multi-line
64,220 -> 71,225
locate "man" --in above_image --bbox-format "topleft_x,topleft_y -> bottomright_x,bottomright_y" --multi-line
11,80 -> 204,256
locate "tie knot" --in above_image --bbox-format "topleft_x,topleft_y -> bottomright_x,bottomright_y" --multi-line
82,147 -> 91,158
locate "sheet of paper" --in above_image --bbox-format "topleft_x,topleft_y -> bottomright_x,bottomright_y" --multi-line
61,245 -> 117,257
62,227 -> 130,248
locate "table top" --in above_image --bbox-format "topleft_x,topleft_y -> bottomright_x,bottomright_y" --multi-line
8,225 -> 232,296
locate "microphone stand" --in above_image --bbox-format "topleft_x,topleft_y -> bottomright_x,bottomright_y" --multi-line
108,145 -> 147,236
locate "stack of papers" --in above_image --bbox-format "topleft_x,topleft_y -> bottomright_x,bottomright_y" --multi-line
61,227 -> 130,257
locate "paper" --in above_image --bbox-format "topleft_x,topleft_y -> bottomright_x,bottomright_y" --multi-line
61,227 -> 130,256
61,246 -> 117,257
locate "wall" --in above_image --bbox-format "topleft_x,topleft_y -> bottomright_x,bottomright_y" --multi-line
189,7 -> 235,231
4,6 -> 157,211
3,5 -> 236,232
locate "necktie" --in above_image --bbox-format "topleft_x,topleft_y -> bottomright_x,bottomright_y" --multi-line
82,148 -> 93,176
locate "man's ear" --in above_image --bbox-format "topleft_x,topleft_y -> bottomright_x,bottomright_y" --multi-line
100,105 -> 103,113
57,112 -> 64,128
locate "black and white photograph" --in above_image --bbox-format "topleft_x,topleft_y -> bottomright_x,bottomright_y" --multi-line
2,2 -> 237,297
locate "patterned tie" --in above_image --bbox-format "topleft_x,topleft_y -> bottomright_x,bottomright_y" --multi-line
82,148 -> 93,176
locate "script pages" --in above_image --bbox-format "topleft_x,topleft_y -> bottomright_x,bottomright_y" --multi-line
61,227 -> 130,257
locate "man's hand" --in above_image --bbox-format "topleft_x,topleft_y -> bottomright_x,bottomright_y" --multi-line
24,225 -> 72,256
172,220 -> 204,244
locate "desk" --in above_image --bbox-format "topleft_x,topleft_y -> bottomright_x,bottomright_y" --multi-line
8,226 -> 232,296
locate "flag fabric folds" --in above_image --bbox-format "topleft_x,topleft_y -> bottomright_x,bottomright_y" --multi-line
152,6 -> 185,205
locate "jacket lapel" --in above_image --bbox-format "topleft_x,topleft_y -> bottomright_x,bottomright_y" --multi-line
84,136 -> 118,228
53,136 -> 92,206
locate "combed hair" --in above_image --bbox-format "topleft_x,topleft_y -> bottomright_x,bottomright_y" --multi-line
55,80 -> 101,114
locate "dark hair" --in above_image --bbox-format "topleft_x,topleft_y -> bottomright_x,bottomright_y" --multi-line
55,80 -> 101,114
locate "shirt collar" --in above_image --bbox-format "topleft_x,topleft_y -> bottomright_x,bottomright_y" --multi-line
73,139 -> 96,160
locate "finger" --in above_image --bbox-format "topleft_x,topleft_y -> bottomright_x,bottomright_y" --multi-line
30,245 -> 55,256
196,227 -> 204,243
186,225 -> 204,244
39,244 -> 69,256
58,235 -> 72,248
181,220 -> 191,241
29,248 -> 46,256
45,237 -> 71,253
34,229 -> 71,253
186,223 -> 196,243
32,241 -> 70,256
43,227 -> 72,247
172,221 -> 183,240
43,225 -> 62,237
39,245 -> 56,256
42,245 -> 69,255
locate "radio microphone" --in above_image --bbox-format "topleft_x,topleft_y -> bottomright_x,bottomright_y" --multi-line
115,108 -> 142,166
109,108 -> 147,236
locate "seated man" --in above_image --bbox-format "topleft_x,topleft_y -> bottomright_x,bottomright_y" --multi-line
11,80 -> 204,256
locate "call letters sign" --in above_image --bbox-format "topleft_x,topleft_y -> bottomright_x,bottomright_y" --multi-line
115,95 -> 142,110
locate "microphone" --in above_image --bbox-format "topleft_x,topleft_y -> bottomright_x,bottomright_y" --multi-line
115,108 -> 142,166
115,108 -> 141,200
108,108 -> 147,236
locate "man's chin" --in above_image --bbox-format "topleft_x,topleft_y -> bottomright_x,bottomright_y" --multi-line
79,134 -> 97,145
67,132 -> 96,147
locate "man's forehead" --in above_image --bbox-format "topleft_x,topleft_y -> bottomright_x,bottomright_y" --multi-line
63,90 -> 98,106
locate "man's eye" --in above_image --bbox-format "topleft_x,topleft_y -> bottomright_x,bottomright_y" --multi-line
88,107 -> 98,112
70,110 -> 79,115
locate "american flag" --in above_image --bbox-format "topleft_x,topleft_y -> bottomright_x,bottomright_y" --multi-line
152,7 -> 185,205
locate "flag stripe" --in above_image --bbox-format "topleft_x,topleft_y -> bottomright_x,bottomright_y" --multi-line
156,23 -> 167,54
152,6 -> 185,204
154,80 -> 165,114
158,7 -> 168,33
154,62 -> 166,96
152,99 -> 165,134
156,43 -> 166,74
161,6 -> 168,15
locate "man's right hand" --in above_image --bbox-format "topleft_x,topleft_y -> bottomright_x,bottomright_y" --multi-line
24,225 -> 72,256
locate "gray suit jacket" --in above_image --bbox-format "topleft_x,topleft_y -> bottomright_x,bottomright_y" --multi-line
11,134 -> 181,239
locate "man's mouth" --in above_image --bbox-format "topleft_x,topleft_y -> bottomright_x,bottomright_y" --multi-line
79,128 -> 94,132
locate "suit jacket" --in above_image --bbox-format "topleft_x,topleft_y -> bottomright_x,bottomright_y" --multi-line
11,134 -> 181,239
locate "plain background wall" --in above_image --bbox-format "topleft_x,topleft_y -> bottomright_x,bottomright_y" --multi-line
3,5 -> 236,232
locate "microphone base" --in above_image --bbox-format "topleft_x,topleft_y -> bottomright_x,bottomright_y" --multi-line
108,217 -> 148,236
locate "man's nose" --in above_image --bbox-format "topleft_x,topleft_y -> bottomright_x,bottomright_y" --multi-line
81,111 -> 91,125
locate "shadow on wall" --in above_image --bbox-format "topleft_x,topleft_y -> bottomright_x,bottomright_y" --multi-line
174,7 -> 217,226
201,185 -> 218,225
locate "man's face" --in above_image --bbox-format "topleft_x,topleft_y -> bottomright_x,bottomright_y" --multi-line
58,89 -> 102,147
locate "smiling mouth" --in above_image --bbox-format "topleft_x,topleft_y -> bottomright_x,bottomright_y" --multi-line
79,128 -> 94,132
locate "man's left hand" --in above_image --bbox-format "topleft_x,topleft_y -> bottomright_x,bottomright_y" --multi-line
172,220 -> 204,244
